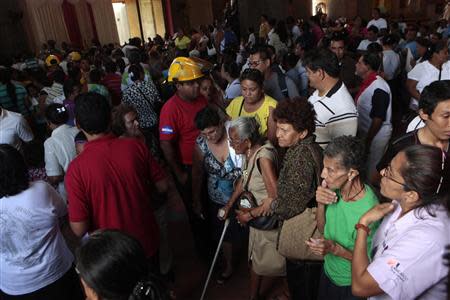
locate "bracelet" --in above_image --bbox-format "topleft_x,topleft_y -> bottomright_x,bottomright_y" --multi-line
355,223 -> 370,235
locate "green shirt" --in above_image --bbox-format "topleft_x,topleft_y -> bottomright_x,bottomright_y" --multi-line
324,184 -> 379,286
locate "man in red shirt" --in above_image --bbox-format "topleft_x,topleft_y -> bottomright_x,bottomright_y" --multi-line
66,92 -> 167,260
159,57 -> 210,258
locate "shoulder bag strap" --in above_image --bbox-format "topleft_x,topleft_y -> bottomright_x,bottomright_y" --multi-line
242,145 -> 270,190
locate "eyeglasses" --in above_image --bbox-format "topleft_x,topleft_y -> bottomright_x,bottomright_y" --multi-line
228,137 -> 243,145
248,60 -> 263,67
381,164 -> 408,189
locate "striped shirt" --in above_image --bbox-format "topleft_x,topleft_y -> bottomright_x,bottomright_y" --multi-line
308,81 -> 358,148
42,83 -> 64,104
0,83 -> 29,117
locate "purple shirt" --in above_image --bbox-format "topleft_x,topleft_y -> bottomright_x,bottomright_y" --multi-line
63,98 -> 75,126
368,200 -> 450,300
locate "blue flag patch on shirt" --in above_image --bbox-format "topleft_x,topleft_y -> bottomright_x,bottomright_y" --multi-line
161,126 -> 174,134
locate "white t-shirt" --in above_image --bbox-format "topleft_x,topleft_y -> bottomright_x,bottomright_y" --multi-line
44,124 -> 79,201
308,81 -> 358,148
407,60 -> 450,110
382,50 -> 400,81
0,108 -> 34,150
357,39 -> 381,51
0,181 -> 73,295
367,18 -> 388,30
225,78 -> 241,100
406,115 -> 425,133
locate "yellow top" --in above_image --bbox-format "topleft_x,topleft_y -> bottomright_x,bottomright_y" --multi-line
226,95 -> 277,137
175,36 -> 191,50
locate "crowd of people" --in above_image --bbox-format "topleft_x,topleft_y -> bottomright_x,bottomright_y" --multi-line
1,4 -> 450,300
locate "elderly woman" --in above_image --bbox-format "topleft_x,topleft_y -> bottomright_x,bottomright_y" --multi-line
265,98 -> 324,300
222,116 -> 285,300
352,145 -> 450,299
191,106 -> 243,283
306,136 -> 380,300
0,144 -> 83,300
226,68 -> 277,142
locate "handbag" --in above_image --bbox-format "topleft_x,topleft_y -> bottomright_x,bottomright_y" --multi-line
277,143 -> 324,261
237,145 -> 278,231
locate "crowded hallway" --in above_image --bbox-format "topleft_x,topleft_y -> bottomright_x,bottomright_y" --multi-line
1,1 -> 450,299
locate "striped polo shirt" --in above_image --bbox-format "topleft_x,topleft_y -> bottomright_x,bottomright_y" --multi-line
0,83 -> 29,117
308,81 -> 358,148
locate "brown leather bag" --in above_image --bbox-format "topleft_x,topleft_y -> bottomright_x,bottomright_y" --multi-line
277,143 -> 324,261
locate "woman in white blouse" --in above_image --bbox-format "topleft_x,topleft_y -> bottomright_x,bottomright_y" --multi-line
406,40 -> 450,111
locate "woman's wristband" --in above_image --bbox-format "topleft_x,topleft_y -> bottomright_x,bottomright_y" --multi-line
355,223 -> 370,235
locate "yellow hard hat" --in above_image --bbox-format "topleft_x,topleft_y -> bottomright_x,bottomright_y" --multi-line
69,51 -> 81,62
167,57 -> 205,82
45,55 -> 60,67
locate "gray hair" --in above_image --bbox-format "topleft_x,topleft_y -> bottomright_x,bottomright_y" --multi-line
229,116 -> 262,144
324,136 -> 366,175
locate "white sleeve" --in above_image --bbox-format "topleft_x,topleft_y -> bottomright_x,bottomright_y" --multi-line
46,182 -> 67,217
44,139 -> 63,177
367,230 -> 447,300
16,116 -> 34,142
357,40 -> 366,51
407,63 -> 423,81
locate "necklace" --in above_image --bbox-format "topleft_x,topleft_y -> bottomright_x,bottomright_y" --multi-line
343,182 -> 365,202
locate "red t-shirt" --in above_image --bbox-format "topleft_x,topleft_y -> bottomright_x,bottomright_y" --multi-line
159,93 -> 207,165
66,134 -> 165,257
102,73 -> 122,106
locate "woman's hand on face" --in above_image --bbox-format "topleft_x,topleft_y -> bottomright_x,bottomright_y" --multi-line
316,180 -> 337,205
305,238 -> 336,256
359,203 -> 395,226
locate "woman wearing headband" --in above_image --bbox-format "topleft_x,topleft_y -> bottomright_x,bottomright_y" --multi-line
352,145 -> 450,299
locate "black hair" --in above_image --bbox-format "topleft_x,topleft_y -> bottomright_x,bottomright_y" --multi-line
76,229 -> 169,300
0,144 -> 29,198
53,70 -> 66,84
129,64 -> 144,82
362,52 -> 382,71
105,61 -> 117,73
74,131 -> 87,144
324,135 -> 366,179
419,80 -> 450,116
422,40 -> 447,61
381,34 -> 399,46
75,92 -> 111,134
194,106 -> 222,130
373,7 -> 381,14
63,78 -> 80,98
249,46 -> 271,61
0,68 -> 18,112
367,42 -> 383,54
416,37 -> 431,48
240,68 -> 264,88
283,52 -> 299,69
45,103 -> 69,125
400,145 -> 450,215
303,48 -> 340,78
89,69 -> 102,83
129,50 -> 142,65
367,25 -> 379,34
330,32 -> 347,44
22,140 -> 45,169
222,61 -> 240,79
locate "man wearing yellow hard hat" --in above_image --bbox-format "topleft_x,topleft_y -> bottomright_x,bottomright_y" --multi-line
159,56 -> 211,257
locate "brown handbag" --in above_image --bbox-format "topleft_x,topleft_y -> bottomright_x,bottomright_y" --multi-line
277,143 -> 324,261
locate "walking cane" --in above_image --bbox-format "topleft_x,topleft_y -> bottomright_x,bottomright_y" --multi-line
199,218 -> 231,300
